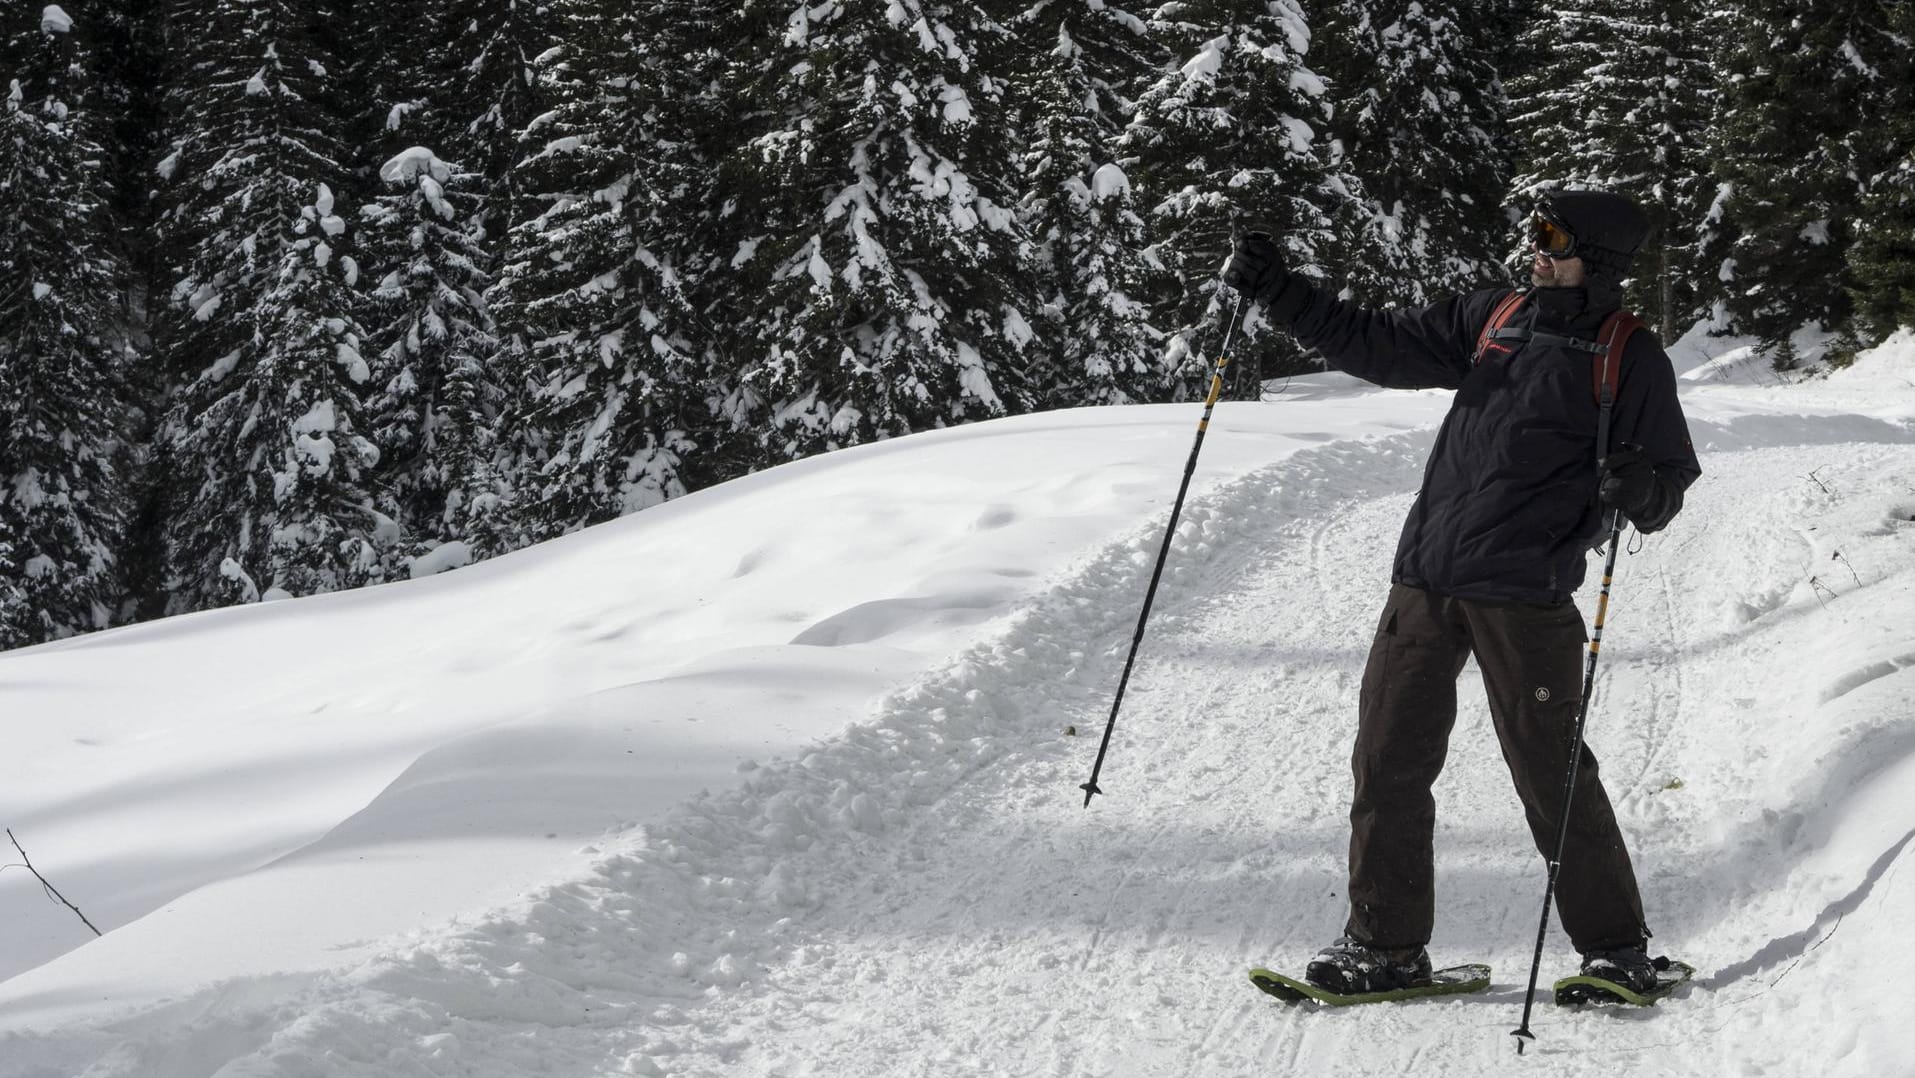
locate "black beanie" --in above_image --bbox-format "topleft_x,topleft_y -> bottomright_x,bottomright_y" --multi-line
1540,190 -> 1651,282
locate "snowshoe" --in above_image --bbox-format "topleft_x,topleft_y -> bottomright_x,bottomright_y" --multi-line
1249,962 -> 1490,1007
1555,953 -> 1694,1006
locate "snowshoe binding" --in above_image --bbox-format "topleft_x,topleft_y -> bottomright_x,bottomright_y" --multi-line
1305,936 -> 1434,995
1555,949 -> 1694,1006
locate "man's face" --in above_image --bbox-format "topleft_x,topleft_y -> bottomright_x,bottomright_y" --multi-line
1531,250 -> 1587,288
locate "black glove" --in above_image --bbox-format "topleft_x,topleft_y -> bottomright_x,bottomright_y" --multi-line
1222,231 -> 1283,299
1599,443 -> 1668,526
1222,230 -> 1308,321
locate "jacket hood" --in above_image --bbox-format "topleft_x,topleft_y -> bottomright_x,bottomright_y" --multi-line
1540,190 -> 1651,283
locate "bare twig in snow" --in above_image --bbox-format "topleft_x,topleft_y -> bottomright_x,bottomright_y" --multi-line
1833,551 -> 1861,587
1805,467 -> 1831,495
4,829 -> 102,937
1808,576 -> 1838,609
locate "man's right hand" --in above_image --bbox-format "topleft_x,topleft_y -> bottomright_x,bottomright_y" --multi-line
1223,230 -> 1311,323
1222,231 -> 1286,301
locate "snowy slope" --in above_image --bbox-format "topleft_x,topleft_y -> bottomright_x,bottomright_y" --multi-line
3,338 -> 1915,1077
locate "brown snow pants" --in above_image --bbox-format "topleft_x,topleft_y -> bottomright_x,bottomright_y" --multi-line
1344,583 -> 1648,954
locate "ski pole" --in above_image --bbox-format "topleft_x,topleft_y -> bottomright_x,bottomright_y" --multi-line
1511,508 -> 1627,1053
1080,290 -> 1250,808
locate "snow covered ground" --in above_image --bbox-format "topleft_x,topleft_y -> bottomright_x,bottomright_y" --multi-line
3,332 -> 1914,1077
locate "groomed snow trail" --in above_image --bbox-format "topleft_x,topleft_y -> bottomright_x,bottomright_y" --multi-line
8,425 -> 1915,1078
645,435 -> 1915,1078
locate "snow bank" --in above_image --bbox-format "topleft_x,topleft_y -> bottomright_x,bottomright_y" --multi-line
0,390 -> 1440,1010
1829,327 -> 1915,390
3,369 -> 1913,1078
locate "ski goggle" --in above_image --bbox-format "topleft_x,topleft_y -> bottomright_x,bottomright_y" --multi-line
1530,211 -> 1577,258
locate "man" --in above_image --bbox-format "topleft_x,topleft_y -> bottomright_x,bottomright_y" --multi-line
1222,189 -> 1700,994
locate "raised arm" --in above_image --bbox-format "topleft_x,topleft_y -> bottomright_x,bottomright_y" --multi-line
1222,233 -> 1497,391
1284,285 -> 1505,391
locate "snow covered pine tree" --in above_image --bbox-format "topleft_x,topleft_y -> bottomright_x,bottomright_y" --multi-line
359,147 -> 508,576
713,0 -> 1040,466
1308,0 -> 1510,308
1122,0 -> 1355,395
0,5 -> 136,647
1703,0 -> 1909,366
1008,0 -> 1169,406
487,0 -> 714,542
1507,0 -> 1714,337
148,0 -> 384,610
1838,0 -> 1915,353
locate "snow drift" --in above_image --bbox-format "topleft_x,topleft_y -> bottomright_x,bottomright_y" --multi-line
3,338 -> 1914,1077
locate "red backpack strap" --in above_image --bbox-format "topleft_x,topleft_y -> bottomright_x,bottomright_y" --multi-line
1592,310 -> 1645,463
1472,290 -> 1528,366
1591,311 -> 1644,406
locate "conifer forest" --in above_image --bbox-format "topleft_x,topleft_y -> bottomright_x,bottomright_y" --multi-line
1,0 -> 1911,649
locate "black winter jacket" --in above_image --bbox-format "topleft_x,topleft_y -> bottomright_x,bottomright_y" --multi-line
1286,284 -> 1701,604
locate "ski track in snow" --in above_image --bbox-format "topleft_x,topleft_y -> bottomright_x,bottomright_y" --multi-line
7,425 -> 1915,1077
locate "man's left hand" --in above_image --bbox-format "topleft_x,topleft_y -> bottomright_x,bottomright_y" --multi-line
1599,444 -> 1656,515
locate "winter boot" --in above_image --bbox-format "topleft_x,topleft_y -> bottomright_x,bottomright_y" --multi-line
1305,936 -> 1433,994
1579,945 -> 1658,993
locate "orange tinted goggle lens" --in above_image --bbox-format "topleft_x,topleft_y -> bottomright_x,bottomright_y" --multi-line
1532,214 -> 1576,257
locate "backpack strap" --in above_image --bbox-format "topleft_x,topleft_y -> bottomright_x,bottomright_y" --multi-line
1472,294 -> 1646,412
1591,310 -> 1645,463
1591,311 -> 1643,409
1472,290 -> 1528,366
